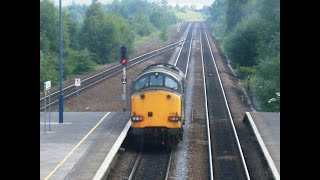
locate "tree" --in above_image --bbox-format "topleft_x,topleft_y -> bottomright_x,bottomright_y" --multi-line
224,19 -> 258,67
40,51 -> 59,91
40,0 -> 59,52
40,0 -> 70,52
225,0 -> 248,31
64,48 -> 96,75
80,2 -> 133,64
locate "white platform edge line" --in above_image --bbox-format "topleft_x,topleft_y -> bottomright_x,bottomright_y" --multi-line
246,112 -> 280,180
93,120 -> 132,180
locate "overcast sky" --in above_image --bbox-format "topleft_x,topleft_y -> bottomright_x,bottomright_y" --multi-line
52,0 -> 215,9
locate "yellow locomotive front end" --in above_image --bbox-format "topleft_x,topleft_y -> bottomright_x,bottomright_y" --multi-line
131,91 -> 182,129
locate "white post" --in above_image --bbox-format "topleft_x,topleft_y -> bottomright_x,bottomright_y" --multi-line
48,89 -> 51,131
122,67 -> 126,112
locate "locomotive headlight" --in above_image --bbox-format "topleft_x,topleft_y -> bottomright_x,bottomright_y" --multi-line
131,116 -> 143,122
168,116 -> 179,122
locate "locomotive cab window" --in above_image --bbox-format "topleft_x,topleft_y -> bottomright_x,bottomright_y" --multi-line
132,72 -> 182,93
134,76 -> 149,91
165,76 -> 178,90
149,73 -> 164,86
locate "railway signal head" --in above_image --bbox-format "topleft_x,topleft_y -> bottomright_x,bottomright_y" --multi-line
120,45 -> 128,66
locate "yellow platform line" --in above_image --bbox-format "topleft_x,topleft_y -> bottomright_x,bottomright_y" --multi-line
44,112 -> 110,180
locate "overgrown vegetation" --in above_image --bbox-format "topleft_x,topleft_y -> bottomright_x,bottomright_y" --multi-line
205,0 -> 280,111
175,5 -> 204,21
41,0 -> 202,91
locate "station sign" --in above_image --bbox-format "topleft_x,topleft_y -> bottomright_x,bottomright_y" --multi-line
45,81 -> 51,90
122,78 -> 127,84
75,78 -> 81,87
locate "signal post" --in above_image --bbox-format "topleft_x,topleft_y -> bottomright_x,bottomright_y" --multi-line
120,45 -> 128,112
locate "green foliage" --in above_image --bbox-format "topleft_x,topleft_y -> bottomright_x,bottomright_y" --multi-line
64,48 -> 96,75
40,0 -> 70,52
250,55 -> 279,111
160,28 -> 168,42
80,2 -> 134,64
224,18 -> 258,67
133,13 -> 154,36
66,8 -> 83,50
176,9 -> 204,22
40,0 -> 59,52
40,51 -> 59,91
108,0 -> 177,37
226,0 -> 245,30
40,33 -> 50,52
66,3 -> 87,23
205,0 -> 227,41
235,66 -> 256,79
150,7 -> 177,29
40,48 -> 97,91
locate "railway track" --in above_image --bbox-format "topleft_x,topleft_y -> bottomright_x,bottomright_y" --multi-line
174,21 -> 194,75
40,24 -> 194,111
200,23 -> 250,179
128,149 -> 172,180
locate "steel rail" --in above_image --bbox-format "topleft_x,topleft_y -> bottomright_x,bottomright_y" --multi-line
174,23 -> 192,66
164,151 -> 173,180
128,153 -> 142,180
184,23 -> 196,77
200,29 -> 214,180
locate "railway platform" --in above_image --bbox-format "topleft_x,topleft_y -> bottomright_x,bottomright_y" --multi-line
244,111 -> 280,178
40,112 -> 130,180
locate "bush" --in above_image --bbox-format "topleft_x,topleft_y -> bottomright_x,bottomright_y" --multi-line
253,55 -> 280,111
64,48 -> 96,75
40,51 -> 59,91
160,28 -> 168,42
236,66 -> 256,79
223,19 -> 258,67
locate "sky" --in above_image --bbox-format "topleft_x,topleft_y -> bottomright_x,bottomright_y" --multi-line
52,0 -> 215,9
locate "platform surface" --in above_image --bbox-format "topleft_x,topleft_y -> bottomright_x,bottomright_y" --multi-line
40,112 -> 130,180
247,112 -> 280,174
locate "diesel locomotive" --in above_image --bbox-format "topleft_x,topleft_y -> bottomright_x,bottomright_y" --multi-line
129,63 -> 186,150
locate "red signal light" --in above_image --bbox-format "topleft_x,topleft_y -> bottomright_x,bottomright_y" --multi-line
120,45 -> 128,66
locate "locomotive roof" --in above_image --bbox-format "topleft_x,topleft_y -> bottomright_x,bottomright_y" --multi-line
141,63 -> 185,82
